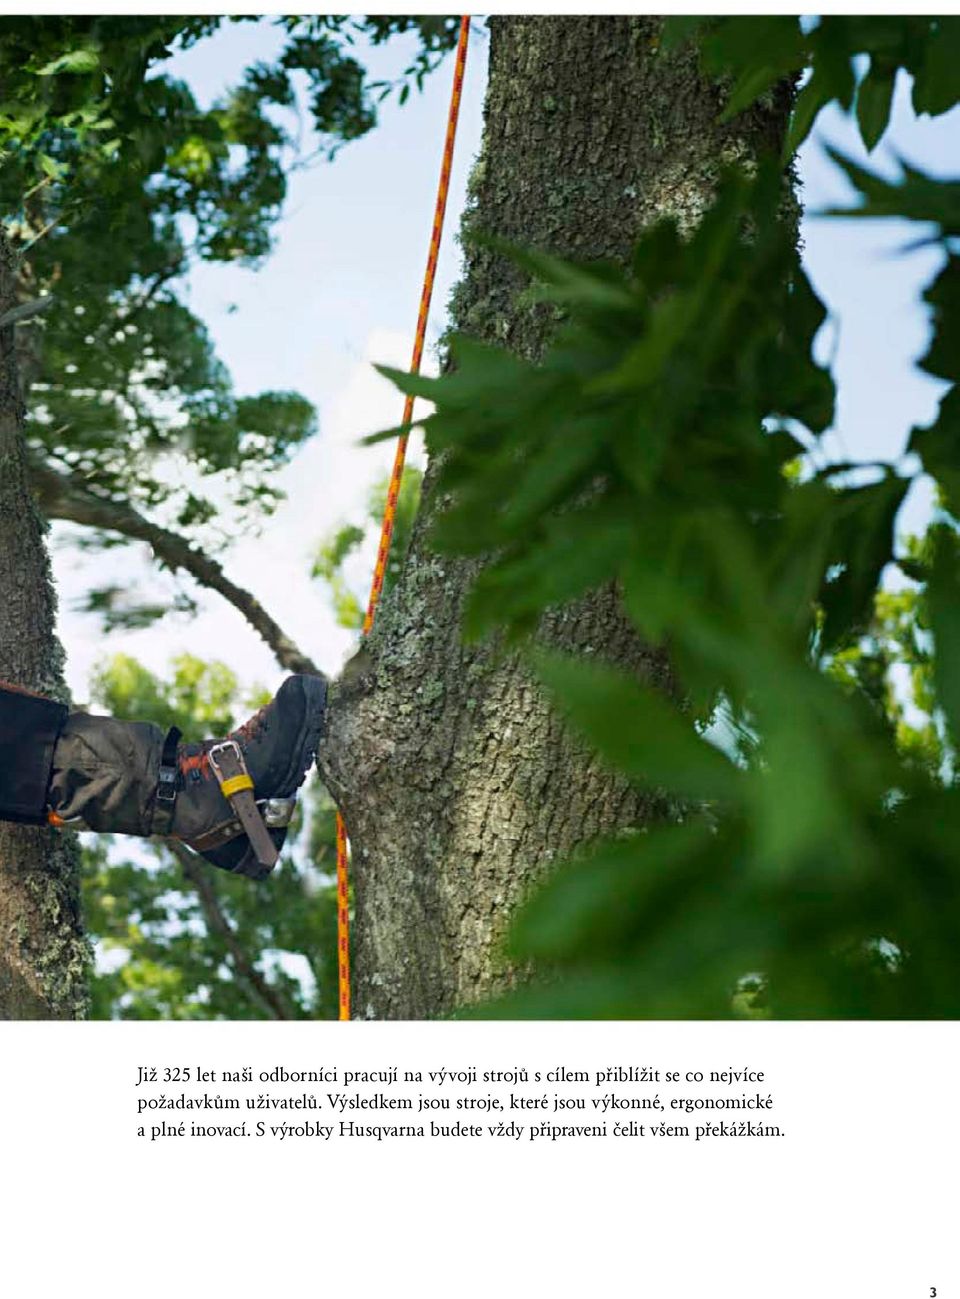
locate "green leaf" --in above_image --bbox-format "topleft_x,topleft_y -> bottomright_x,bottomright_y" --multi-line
911,388 -> 960,510
808,19 -> 858,111
37,47 -> 100,76
492,238 -> 638,313
450,423 -> 602,547
659,17 -> 705,53
700,17 -> 805,119
927,526 -> 960,744
770,268 -> 836,433
785,74 -> 832,156
818,474 -> 909,649
509,822 -> 716,963
856,61 -> 896,152
459,502 -> 632,641
919,256 -> 960,384
912,17 -> 960,116
38,152 -> 66,180
822,149 -> 960,233
534,651 -> 744,803
721,64 -> 791,121
373,363 -> 443,403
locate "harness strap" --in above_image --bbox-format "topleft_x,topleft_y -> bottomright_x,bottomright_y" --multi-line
188,797 -> 296,855
152,725 -> 182,835
207,740 -> 278,872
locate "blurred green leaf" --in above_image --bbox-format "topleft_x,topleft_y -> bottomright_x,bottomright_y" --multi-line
374,76 -> 960,1017
822,150 -> 960,232
37,46 -> 100,75
535,651 -> 743,803
676,16 -> 959,159
927,526 -> 960,746
856,61 -> 896,152
912,17 -> 960,116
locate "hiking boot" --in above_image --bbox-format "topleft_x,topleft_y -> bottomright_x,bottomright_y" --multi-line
166,674 -> 327,878
0,674 -> 326,880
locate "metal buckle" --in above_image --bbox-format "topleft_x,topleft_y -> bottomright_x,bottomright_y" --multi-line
186,797 -> 296,854
156,765 -> 178,803
207,739 -> 245,781
261,798 -> 296,828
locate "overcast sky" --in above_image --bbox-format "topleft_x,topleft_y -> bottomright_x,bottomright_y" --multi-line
51,18 -> 958,710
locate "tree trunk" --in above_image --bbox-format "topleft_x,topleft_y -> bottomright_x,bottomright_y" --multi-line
323,15 -> 793,1019
0,229 -> 89,1018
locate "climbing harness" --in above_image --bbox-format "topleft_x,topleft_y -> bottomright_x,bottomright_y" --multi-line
336,15 -> 471,1021
151,725 -> 182,836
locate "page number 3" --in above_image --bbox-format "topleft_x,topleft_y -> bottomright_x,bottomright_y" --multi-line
930,1288 -> 936,1297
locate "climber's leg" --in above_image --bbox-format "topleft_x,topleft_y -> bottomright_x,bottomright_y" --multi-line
0,675 -> 326,880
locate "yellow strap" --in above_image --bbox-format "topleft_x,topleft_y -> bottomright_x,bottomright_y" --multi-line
219,773 -> 254,799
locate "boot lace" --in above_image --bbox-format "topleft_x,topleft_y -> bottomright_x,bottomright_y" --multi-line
178,703 -> 270,782
231,704 -> 269,748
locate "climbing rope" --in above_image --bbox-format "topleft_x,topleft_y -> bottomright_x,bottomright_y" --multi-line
337,16 -> 471,1021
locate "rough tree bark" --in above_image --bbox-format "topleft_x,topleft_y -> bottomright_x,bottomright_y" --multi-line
0,228 -> 89,1018
319,16 -> 792,1019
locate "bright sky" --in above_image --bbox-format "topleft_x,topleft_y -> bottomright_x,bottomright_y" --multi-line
54,19 -> 490,702
51,18 -> 958,709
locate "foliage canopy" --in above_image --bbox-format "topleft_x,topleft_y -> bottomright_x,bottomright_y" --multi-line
0,16 -> 457,585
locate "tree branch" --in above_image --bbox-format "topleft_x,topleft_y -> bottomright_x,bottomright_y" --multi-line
0,296 -> 54,330
115,261 -> 184,330
30,457 -> 323,679
169,840 -> 297,1021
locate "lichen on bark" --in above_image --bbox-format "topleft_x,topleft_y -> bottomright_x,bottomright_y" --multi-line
323,16 -> 794,1020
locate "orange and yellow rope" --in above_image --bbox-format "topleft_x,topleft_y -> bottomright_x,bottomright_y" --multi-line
337,16 -> 471,1021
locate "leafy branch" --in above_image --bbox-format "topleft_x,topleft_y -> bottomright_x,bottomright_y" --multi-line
382,134 -> 960,1016
665,16 -> 959,154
